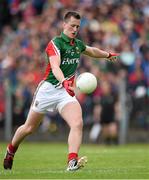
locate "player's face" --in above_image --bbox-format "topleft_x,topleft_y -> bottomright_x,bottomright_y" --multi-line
63,16 -> 80,38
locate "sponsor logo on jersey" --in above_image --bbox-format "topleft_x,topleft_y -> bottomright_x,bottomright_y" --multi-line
62,58 -> 79,65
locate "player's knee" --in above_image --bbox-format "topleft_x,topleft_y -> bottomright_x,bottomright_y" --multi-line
25,125 -> 36,135
72,119 -> 83,130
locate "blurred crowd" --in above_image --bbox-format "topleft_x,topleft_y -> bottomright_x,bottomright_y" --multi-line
0,0 -> 149,142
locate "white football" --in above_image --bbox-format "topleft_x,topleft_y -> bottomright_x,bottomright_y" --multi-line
76,72 -> 97,94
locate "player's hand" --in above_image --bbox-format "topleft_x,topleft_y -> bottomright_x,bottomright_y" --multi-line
62,80 -> 75,97
107,53 -> 119,62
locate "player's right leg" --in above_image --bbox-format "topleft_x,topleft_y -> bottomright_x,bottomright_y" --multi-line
3,109 -> 44,170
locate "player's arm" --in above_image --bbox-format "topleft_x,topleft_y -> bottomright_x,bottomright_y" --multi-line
46,40 -> 75,96
83,46 -> 119,61
45,41 -> 65,83
49,55 -> 65,83
49,55 -> 75,96
49,56 -> 75,97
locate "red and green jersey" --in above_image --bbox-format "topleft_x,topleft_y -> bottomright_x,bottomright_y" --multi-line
43,32 -> 86,86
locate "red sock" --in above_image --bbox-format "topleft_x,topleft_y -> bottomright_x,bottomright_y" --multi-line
8,144 -> 18,154
68,153 -> 78,162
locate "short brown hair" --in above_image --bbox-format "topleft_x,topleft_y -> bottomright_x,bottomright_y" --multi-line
64,11 -> 81,22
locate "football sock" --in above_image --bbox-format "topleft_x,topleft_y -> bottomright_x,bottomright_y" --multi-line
8,144 -> 18,154
68,153 -> 78,162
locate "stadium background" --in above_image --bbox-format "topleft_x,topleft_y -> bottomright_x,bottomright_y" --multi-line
0,0 -> 149,144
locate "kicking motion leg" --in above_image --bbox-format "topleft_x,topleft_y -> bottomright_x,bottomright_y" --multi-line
3,110 -> 44,169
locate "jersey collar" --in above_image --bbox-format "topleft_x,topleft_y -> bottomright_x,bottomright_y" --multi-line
61,32 -> 74,43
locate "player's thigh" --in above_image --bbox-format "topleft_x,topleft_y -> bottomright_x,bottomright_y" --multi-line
24,109 -> 45,130
60,101 -> 83,128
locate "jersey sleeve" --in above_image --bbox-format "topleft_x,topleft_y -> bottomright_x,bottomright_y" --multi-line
45,40 -> 60,57
77,40 -> 86,53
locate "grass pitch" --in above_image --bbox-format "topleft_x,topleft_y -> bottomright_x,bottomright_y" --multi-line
0,142 -> 149,179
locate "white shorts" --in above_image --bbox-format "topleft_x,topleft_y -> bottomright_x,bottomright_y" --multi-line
31,81 -> 78,114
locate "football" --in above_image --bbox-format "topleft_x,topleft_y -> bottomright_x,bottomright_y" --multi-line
76,72 -> 97,94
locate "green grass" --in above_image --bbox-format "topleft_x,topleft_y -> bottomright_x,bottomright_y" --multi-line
0,142 -> 149,179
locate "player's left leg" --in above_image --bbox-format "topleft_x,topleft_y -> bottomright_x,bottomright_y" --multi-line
60,101 -> 87,171
61,101 -> 83,153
